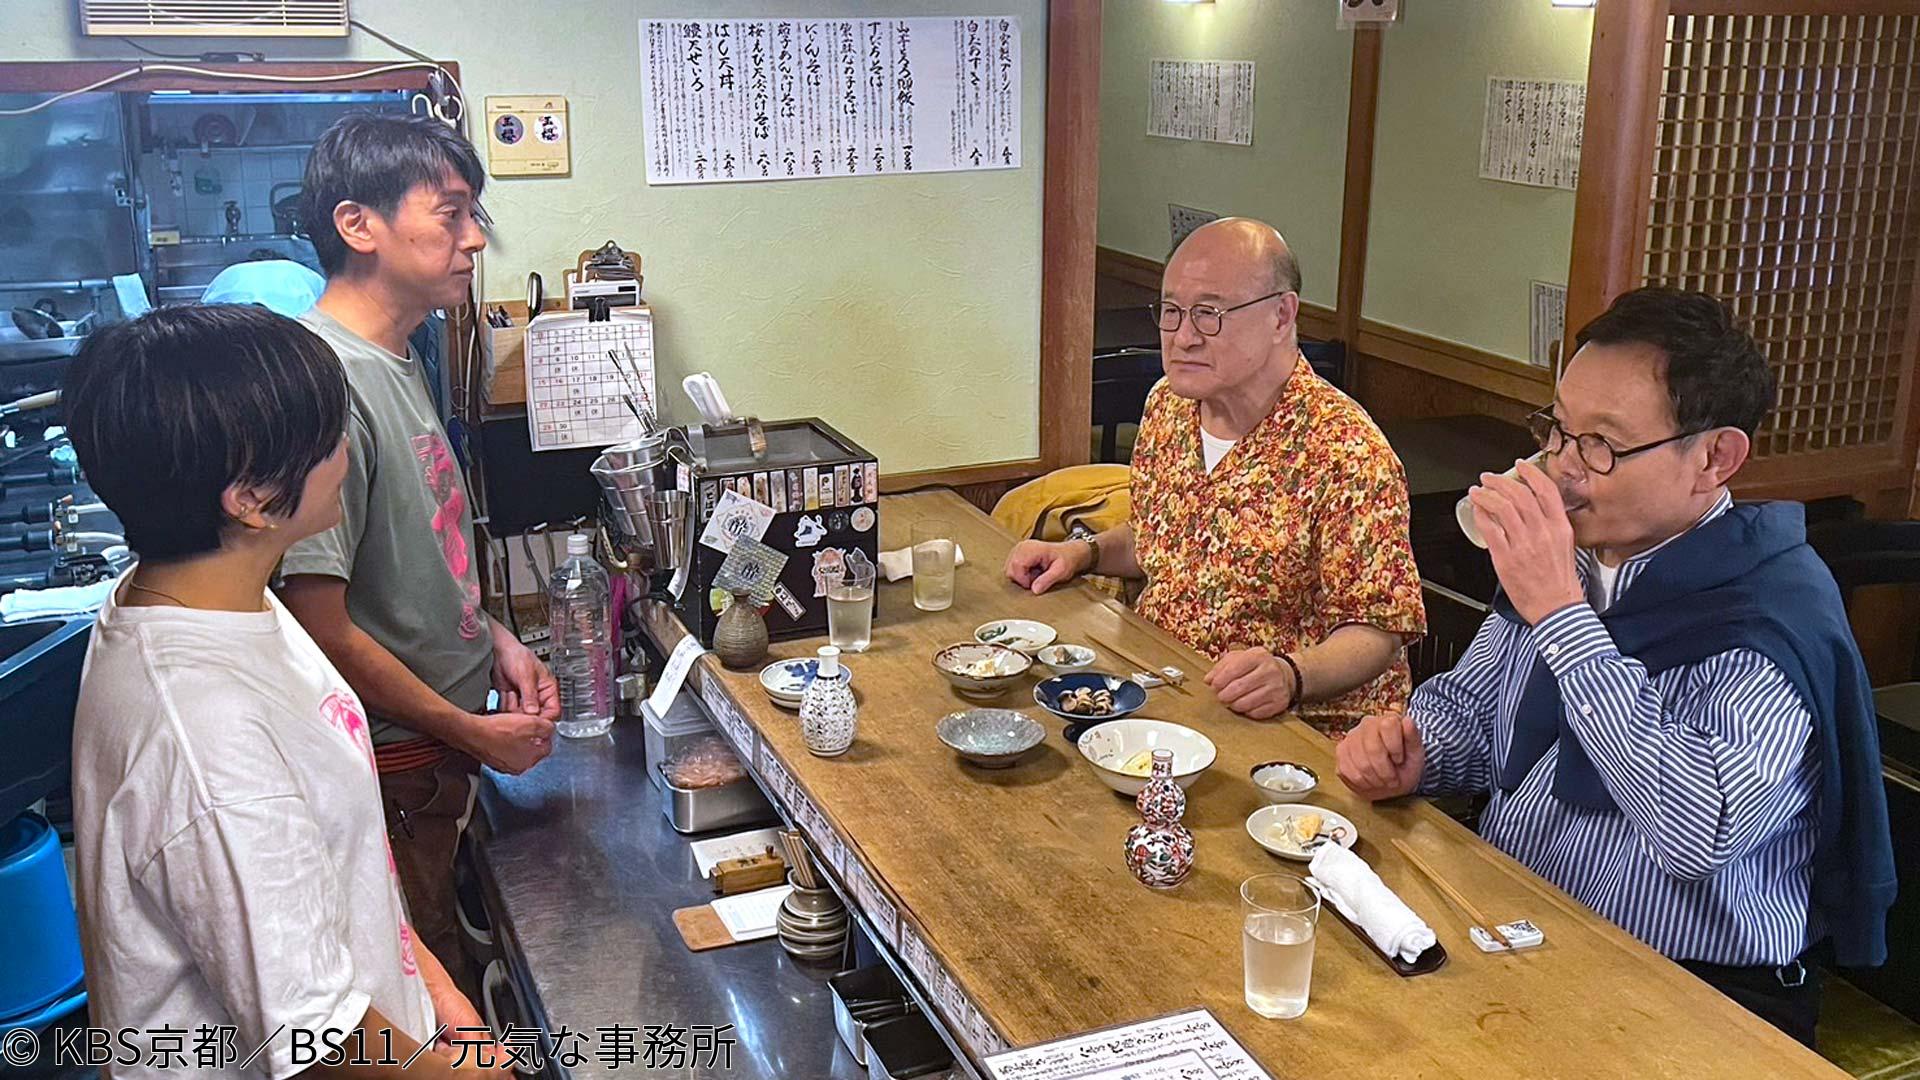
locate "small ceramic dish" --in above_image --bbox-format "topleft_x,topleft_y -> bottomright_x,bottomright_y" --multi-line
761,657 -> 854,708
1250,761 -> 1319,804
1033,672 -> 1146,725
1246,803 -> 1358,861
931,642 -> 1034,699
973,619 -> 1058,654
936,708 -> 1046,769
1034,643 -> 1096,673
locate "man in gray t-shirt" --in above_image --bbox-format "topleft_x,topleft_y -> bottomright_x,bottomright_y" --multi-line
278,114 -> 557,997
282,305 -> 497,744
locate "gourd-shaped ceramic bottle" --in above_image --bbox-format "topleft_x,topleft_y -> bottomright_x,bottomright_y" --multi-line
799,646 -> 857,757
1124,749 -> 1194,888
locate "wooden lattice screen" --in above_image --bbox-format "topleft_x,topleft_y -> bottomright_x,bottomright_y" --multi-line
1570,0 -> 1920,504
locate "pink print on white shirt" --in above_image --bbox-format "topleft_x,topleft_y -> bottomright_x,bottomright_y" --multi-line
412,433 -> 484,640
318,689 -> 376,774
398,920 -> 420,977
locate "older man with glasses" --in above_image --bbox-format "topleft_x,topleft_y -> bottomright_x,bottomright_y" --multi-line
1335,287 -> 1895,1048
1005,218 -> 1425,735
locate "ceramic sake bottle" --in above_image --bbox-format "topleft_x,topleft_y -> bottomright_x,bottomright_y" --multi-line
1124,749 -> 1194,889
713,590 -> 769,670
799,646 -> 857,757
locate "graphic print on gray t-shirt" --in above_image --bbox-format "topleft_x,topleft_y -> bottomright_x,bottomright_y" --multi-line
280,306 -> 494,744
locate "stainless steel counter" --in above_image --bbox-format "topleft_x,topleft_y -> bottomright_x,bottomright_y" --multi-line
473,707 -> 870,1080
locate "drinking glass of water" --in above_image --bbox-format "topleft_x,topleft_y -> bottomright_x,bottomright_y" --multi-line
911,519 -> 956,612
1241,873 -> 1320,1019
826,562 -> 876,652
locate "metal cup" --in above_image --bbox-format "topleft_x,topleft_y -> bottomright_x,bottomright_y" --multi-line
602,432 -> 670,471
645,490 -> 691,571
591,454 -> 659,546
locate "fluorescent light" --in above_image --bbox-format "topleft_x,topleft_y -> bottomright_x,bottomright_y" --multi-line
1551,0 -> 1597,7
1164,0 -> 1215,4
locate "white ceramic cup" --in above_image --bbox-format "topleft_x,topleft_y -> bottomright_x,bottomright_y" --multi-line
1456,452 -> 1548,549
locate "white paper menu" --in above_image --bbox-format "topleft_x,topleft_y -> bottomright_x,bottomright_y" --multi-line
984,1009 -> 1272,1080
1147,60 -> 1255,146
640,17 -> 1021,185
1479,76 -> 1586,192
648,634 -> 706,718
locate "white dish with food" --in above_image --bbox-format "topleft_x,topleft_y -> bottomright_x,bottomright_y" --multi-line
973,618 -> 1058,654
1075,718 -> 1216,796
931,641 -> 1034,698
1246,803 -> 1358,861
1034,643 -> 1096,673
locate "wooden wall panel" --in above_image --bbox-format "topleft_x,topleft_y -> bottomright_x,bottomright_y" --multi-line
1574,3 -> 1920,505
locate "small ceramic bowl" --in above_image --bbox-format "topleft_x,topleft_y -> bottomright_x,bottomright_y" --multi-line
973,619 -> 1058,654
936,709 -> 1046,769
1250,761 -> 1319,804
761,657 -> 854,708
1034,643 -> 1096,674
1075,718 -> 1217,796
1246,803 -> 1359,862
1032,672 -> 1146,725
932,642 -> 1033,699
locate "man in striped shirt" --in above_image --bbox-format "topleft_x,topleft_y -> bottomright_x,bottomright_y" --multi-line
1337,288 -> 1894,1048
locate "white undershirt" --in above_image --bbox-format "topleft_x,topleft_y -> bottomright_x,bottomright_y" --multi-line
1200,427 -> 1237,473
1589,558 -> 1623,613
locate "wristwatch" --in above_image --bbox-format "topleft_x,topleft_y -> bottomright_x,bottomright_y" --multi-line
1076,534 -> 1101,573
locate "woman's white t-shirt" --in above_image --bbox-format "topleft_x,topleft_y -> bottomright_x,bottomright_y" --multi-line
71,579 -> 435,1079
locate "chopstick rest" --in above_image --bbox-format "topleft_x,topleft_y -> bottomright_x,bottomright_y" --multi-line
1470,920 -> 1546,953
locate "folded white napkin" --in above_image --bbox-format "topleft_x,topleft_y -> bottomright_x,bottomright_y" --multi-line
1307,841 -> 1437,963
1,579 -> 115,623
876,544 -> 967,582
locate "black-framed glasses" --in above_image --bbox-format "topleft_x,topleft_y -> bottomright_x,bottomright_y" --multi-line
1149,290 -> 1288,337
1526,408 -> 1704,475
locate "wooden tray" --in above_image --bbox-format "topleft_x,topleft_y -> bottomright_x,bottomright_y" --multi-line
1320,901 -> 1448,977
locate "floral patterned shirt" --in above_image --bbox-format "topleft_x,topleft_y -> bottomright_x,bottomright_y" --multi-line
1130,361 -> 1426,735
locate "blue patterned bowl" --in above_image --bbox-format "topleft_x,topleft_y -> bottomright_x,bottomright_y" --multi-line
760,657 -> 854,706
1033,672 -> 1147,725
936,709 -> 1046,769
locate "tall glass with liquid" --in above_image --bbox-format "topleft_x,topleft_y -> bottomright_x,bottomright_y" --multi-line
1241,873 -> 1320,1019
911,519 -> 956,612
826,562 -> 875,652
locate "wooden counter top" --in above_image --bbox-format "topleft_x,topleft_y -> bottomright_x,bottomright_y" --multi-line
654,490 -> 1842,1079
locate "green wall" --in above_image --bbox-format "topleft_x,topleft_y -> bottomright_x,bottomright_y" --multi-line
1365,2 -> 1593,361
1098,1 -> 1351,311
1099,2 -> 1594,362
3,0 -> 1047,473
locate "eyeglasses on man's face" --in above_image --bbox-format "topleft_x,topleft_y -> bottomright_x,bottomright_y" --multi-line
1526,408 -> 1705,476
1149,290 -> 1289,337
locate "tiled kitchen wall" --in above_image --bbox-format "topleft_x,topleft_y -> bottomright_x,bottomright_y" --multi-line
146,146 -> 308,239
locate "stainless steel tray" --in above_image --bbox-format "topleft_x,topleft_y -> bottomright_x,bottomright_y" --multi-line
658,764 -> 776,834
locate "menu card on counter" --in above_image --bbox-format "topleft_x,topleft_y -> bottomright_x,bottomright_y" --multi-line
797,796 -> 847,874
650,634 -> 705,716
698,675 -> 757,761
984,1009 -> 1272,1080
755,743 -> 796,807
843,857 -> 899,949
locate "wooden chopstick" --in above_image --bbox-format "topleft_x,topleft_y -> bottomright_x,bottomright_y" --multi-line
781,831 -> 817,890
1084,633 -> 1193,696
1391,838 -> 1513,949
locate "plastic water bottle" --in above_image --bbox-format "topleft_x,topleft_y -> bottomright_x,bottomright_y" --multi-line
547,533 -> 614,738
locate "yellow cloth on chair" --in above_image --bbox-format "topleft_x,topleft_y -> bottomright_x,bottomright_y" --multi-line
991,465 -> 1134,600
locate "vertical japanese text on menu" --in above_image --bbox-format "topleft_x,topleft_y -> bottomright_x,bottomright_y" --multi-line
640,17 -> 1021,185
